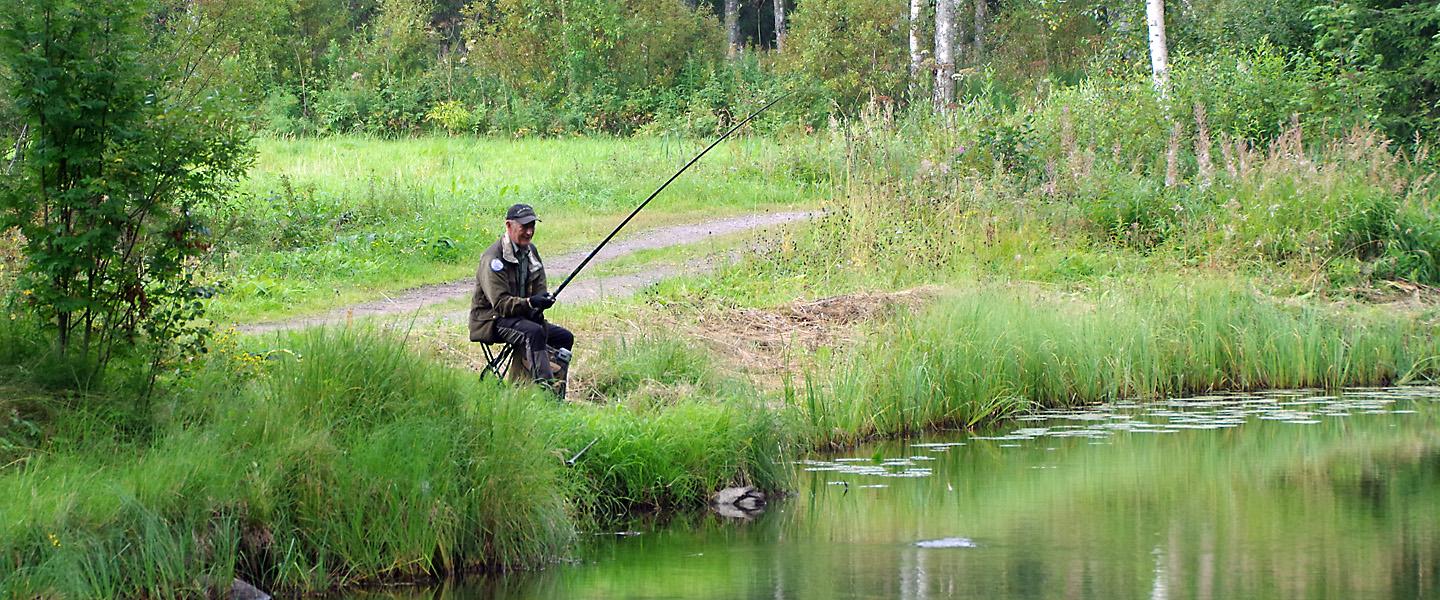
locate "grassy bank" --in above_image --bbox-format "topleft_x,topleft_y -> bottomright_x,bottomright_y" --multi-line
0,327 -> 789,596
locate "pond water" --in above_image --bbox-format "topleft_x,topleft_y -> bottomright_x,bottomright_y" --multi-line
356,387 -> 1440,599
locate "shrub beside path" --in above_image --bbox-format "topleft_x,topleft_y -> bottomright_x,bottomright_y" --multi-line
238,210 -> 816,333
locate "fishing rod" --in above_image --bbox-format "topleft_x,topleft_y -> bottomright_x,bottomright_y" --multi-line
483,92 -> 790,379
551,91 -> 791,298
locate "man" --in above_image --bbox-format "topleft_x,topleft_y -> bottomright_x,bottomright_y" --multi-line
469,203 -> 574,391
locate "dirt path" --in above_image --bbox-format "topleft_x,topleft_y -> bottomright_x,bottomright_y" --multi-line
239,210 -> 816,334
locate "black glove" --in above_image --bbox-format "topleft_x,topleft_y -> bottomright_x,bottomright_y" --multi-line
528,292 -> 555,310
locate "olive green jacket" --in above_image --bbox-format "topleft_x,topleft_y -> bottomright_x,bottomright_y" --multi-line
469,236 -> 548,343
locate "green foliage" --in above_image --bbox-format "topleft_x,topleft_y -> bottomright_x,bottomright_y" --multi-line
781,0 -> 909,111
1175,0 -> 1320,50
0,0 -> 252,388
1305,1 -> 1440,139
259,89 -> 308,137
1149,0 -> 1440,141
985,0 -> 1107,86
424,99 -> 479,134
464,0 -> 726,134
1169,43 -> 1383,142
79,0 -> 1437,140
0,327 -> 571,594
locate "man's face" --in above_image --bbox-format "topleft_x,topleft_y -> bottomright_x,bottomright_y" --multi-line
506,219 -> 536,247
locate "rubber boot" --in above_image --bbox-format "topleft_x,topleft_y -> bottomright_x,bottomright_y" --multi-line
528,349 -> 554,381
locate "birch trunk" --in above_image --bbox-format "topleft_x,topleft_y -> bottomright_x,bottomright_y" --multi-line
909,0 -> 925,84
1146,0 -> 1169,92
725,0 -> 741,56
773,0 -> 786,51
974,0 -> 987,59
933,0 -> 956,111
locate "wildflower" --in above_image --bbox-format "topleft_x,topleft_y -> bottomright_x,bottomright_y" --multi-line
47,532 -> 60,547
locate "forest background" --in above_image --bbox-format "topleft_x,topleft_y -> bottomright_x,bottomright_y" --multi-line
2,0 -> 1436,141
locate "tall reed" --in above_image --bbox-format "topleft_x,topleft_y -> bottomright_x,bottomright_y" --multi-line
801,279 -> 1440,446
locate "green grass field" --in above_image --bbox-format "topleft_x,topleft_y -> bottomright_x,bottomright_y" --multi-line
206,135 -> 830,323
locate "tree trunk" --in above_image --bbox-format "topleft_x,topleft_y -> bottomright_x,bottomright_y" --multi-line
974,0 -> 987,60
909,0 -> 924,85
1146,0 -> 1169,92
773,0 -> 786,52
933,0 -> 956,111
725,0 -> 741,57
6,124 -> 27,176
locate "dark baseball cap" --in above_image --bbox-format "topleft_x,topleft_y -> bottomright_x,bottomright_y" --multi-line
505,203 -> 540,225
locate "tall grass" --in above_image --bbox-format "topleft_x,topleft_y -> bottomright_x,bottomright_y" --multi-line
557,334 -> 794,518
543,399 -> 792,520
0,325 -> 791,596
800,280 -> 1440,446
0,327 -> 572,595
781,80 -> 1439,294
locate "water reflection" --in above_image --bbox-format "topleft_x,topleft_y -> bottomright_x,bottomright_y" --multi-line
347,387 -> 1440,599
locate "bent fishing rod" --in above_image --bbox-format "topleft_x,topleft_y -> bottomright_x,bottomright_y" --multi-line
485,92 -> 790,376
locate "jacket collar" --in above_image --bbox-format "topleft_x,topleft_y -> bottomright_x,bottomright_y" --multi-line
498,235 -> 540,266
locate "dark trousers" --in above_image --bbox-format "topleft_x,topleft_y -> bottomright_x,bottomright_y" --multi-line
495,317 -> 574,355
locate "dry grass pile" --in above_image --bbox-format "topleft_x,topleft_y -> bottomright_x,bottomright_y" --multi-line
648,287 -> 937,389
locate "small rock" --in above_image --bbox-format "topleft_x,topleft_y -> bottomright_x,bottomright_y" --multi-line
710,486 -> 766,519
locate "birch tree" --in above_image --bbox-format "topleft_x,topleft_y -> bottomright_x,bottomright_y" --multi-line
909,0 -> 925,85
974,0 -> 986,59
773,0 -> 786,51
934,0 -> 956,110
1146,0 -> 1169,92
725,0 -> 741,56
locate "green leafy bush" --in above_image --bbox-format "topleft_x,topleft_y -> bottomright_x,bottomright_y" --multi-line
781,0 -> 909,111
259,89 -> 308,137
425,100 -> 478,134
0,0 -> 252,388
